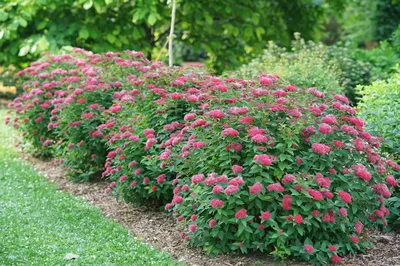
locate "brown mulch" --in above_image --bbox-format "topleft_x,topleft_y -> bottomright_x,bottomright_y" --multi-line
21,153 -> 400,266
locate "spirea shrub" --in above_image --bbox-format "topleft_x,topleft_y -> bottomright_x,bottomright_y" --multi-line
7,48 -> 154,180
6,49 -> 400,265
153,78 -> 398,264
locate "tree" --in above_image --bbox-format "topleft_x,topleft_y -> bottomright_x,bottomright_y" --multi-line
0,0 -> 344,72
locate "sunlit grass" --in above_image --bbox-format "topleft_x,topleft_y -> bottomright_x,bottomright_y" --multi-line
0,109 -> 179,265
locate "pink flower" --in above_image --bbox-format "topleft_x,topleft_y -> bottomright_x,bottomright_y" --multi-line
330,255 -> 342,263
191,174 -> 204,183
282,174 -> 295,184
193,141 -> 206,149
296,157 -> 303,164
316,175 -> 331,188
319,123 -> 333,134
157,174 -> 166,184
355,221 -> 363,234
208,110 -> 224,119
281,194 -> 292,210
294,214 -> 303,224
104,188 -> 111,194
322,114 -> 337,125
235,209 -> 247,219
209,220 -> 217,228
189,224 -> 197,233
307,189 -> 323,201
119,175 -> 127,183
221,128 -> 239,137
216,175 -> 229,183
350,235 -> 359,243
184,113 -> 196,121
229,177 -> 244,186
372,184 -> 391,198
304,244 -> 314,254
212,185 -> 223,194
128,161 -> 137,168
232,165 -> 243,173
312,143 -> 331,155
251,134 -> 268,143
328,245 -> 337,252
338,190 -> 352,203
249,182 -> 263,194
374,210 -> 384,218
311,210 -> 319,217
191,215 -> 197,222
210,199 -> 224,208
130,181 -> 137,187
260,211 -> 271,221
267,183 -> 284,193
143,177 -> 149,185
332,140 -> 344,148
172,196 -> 183,204
109,105 -> 122,113
338,208 -> 347,217
224,185 -> 239,195
386,175 -> 398,186
239,117 -> 255,124
226,142 -> 242,152
253,154 -> 272,166
165,203 -> 173,210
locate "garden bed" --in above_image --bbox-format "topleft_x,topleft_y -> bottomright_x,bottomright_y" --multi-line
21,152 -> 400,266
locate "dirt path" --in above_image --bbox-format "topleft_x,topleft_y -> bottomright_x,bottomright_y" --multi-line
22,153 -> 400,266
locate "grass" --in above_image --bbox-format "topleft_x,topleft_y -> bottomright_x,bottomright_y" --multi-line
0,108 -> 180,265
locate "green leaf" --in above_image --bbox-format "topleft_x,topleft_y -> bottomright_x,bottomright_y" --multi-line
147,13 -> 157,26
0,10 -> 8,22
38,36 -> 49,50
83,0 -> 93,10
106,34 -> 116,44
18,17 -> 28,27
18,45 -> 30,57
79,27 -> 89,39
0,29 -> 4,40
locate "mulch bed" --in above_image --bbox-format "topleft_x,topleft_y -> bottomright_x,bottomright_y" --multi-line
20,153 -> 400,266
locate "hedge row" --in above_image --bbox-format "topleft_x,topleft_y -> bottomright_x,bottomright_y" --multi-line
6,49 -> 400,265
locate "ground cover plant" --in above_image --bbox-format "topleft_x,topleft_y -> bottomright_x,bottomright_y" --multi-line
0,109 -> 178,266
6,49 -> 400,265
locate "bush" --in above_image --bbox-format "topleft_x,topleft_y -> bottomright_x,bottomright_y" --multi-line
356,70 -> 400,156
8,49 -> 153,179
153,77 -> 399,264
7,49 -> 400,265
237,34 -> 372,104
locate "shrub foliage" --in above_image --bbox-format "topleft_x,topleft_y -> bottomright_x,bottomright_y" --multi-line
6,49 -> 400,265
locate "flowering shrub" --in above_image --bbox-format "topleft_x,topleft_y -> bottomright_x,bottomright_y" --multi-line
6,48 -> 400,264
7,49 -> 153,180
156,76 -> 399,264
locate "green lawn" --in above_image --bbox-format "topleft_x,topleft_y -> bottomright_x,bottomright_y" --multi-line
0,108 -> 179,265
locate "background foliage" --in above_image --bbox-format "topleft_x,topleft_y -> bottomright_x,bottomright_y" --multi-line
0,0 -> 344,72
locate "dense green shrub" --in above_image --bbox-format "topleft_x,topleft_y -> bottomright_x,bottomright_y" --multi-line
237,34 -> 372,104
357,70 -> 400,156
7,49 -> 400,265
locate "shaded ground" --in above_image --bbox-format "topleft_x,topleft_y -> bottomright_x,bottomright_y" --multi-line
22,154 -> 400,266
